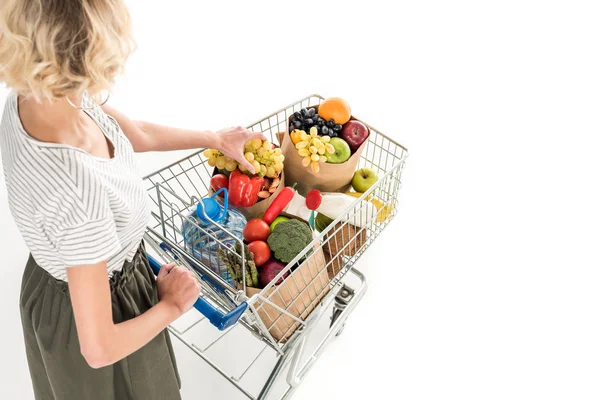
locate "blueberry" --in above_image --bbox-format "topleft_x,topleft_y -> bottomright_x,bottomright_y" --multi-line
334,124 -> 343,132
308,108 -> 316,117
301,108 -> 308,117
321,126 -> 329,135
294,111 -> 301,119
306,118 -> 313,125
293,120 -> 302,128
327,119 -> 335,128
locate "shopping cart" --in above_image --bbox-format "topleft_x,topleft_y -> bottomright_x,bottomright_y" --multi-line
143,94 -> 408,399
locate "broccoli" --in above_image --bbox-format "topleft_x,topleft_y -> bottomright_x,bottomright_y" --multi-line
267,219 -> 313,263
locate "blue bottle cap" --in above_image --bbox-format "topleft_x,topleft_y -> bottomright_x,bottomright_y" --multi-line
196,197 -> 223,223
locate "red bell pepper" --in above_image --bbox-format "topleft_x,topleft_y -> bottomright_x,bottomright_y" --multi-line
229,169 -> 264,208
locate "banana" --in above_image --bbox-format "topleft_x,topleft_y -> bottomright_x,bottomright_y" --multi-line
344,192 -> 394,223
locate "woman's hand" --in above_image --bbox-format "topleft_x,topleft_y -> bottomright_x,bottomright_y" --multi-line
214,127 -> 267,174
68,261 -> 202,368
157,263 -> 202,316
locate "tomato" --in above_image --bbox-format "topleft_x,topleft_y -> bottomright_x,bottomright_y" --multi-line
243,218 -> 271,242
248,241 -> 271,266
210,174 -> 229,197
305,189 -> 322,211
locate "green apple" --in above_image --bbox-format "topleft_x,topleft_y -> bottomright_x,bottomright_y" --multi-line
352,168 -> 379,193
325,137 -> 351,164
269,216 -> 290,232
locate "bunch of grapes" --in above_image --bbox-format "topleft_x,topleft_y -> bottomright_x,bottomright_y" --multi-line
242,138 -> 284,178
203,139 -> 284,178
203,149 -> 238,172
295,127 -> 335,173
290,107 -> 343,137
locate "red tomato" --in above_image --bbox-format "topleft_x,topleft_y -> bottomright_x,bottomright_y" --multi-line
306,189 -> 322,211
243,218 -> 270,242
248,241 -> 271,266
210,174 -> 229,197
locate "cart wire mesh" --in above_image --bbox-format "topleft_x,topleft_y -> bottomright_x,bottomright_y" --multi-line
144,94 -> 407,349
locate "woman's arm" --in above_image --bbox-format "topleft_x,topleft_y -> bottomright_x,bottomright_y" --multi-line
102,104 -> 266,173
67,261 -> 200,369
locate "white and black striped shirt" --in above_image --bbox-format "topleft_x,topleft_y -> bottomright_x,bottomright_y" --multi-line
0,92 -> 149,281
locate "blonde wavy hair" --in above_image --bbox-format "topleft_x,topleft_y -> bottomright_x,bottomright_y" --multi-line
0,0 -> 135,102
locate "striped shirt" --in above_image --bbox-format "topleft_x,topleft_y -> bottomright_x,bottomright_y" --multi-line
0,92 -> 149,281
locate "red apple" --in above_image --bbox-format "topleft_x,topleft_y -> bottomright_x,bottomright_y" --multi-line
340,120 -> 369,152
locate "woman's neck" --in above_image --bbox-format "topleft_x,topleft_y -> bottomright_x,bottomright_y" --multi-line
17,95 -> 91,144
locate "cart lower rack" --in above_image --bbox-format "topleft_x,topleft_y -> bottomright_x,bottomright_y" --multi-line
143,95 -> 408,399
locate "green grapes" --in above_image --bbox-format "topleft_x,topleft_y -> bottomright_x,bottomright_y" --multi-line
203,138 -> 285,178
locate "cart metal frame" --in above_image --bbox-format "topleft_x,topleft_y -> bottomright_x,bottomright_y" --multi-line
142,95 -> 408,399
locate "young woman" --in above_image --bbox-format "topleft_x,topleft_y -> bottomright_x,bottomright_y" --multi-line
0,1 -> 264,399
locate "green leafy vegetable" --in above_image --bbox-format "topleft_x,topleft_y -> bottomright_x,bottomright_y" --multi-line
267,219 -> 312,263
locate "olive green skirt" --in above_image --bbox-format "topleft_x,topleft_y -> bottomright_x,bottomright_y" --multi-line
20,243 -> 181,400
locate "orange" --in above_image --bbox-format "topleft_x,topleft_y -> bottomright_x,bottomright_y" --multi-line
317,97 -> 352,125
290,129 -> 303,145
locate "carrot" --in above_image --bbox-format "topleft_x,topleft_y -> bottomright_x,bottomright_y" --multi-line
262,183 -> 297,225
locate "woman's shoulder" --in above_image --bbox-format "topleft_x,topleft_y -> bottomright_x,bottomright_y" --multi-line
1,91 -> 28,177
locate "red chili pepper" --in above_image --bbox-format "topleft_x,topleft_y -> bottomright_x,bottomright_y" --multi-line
229,169 -> 264,208
262,183 -> 297,225
305,189 -> 322,211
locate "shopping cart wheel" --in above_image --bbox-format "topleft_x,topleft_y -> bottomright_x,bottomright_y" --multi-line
330,284 -> 355,331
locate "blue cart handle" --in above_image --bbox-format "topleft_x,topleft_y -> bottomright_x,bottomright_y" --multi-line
147,254 -> 247,331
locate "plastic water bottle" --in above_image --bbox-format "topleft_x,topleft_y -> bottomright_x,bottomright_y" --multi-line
181,188 -> 246,285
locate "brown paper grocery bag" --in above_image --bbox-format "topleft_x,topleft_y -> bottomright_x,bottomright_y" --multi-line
245,236 -> 329,342
280,106 -> 368,196
322,221 -> 367,279
209,169 -> 285,220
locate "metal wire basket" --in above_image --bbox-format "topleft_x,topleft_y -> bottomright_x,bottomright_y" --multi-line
143,94 -> 407,399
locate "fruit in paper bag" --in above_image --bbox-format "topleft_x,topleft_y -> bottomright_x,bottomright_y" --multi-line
295,127 -> 335,172
269,216 -> 290,232
318,97 -> 352,125
203,149 -> 238,172
345,191 -> 393,223
210,174 -> 228,196
248,240 -> 271,266
325,137 -> 351,164
290,107 -> 343,137
351,168 -> 379,193
243,218 -> 271,242
340,120 -> 369,152
375,204 -> 394,223
240,139 -> 284,178
290,129 -> 304,145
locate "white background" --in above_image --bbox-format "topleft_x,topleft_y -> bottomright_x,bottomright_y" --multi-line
1,0 -> 600,399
